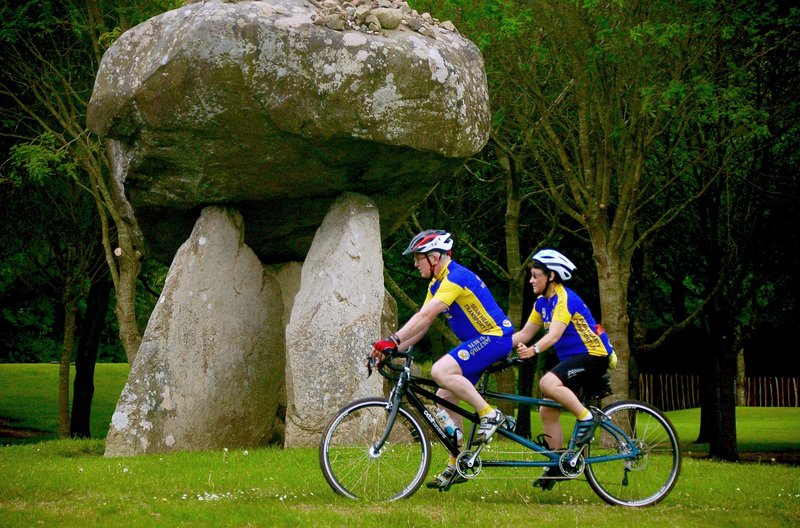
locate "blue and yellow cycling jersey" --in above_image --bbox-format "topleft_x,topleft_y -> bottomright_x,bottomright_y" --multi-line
526,283 -> 613,360
425,260 -> 514,342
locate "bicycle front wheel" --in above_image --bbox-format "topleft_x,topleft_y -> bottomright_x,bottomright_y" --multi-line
585,400 -> 681,507
319,397 -> 431,501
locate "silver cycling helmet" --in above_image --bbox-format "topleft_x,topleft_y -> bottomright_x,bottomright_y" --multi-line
402,229 -> 454,255
531,249 -> 577,281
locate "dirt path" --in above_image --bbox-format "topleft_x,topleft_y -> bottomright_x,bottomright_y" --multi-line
0,417 -> 49,439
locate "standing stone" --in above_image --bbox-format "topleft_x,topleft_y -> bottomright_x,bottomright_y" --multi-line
105,206 -> 287,456
266,260 -> 303,443
284,192 -> 393,447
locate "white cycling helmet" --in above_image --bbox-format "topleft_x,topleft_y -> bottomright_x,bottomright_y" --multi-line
403,229 -> 454,255
531,249 -> 577,281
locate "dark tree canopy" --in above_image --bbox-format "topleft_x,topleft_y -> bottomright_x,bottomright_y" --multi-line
0,1 -> 797,455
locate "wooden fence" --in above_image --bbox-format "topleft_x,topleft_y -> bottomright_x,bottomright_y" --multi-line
638,373 -> 800,412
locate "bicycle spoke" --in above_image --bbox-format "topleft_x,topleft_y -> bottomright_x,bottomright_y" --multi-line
585,400 -> 681,506
320,399 -> 431,501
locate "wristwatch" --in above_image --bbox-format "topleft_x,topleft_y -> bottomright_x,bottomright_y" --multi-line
533,345 -> 541,355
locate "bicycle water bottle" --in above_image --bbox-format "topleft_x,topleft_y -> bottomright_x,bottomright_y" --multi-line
435,408 -> 463,446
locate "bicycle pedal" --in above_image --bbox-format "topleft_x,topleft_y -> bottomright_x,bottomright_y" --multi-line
503,416 -> 517,431
532,477 -> 559,491
439,478 -> 459,492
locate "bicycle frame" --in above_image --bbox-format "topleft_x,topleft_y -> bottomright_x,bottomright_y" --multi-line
323,350 -> 680,505
377,353 -> 641,473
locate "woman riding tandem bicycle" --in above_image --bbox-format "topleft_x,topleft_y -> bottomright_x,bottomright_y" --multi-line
512,249 -> 618,490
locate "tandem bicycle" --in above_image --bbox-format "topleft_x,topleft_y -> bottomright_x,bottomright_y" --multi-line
319,349 -> 681,506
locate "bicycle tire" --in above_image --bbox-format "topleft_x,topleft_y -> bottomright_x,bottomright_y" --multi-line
585,400 -> 681,507
319,397 -> 432,501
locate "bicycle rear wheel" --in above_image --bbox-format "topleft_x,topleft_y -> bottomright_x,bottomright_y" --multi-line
319,397 -> 431,501
585,400 -> 681,507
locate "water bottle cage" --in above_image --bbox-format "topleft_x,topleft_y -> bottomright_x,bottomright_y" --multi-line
448,427 -> 463,448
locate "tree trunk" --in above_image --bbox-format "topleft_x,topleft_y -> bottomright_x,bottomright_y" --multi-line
735,324 -> 746,406
58,301 -> 78,439
514,239 -> 541,439
494,370 -> 515,417
103,140 -> 144,364
114,251 -> 142,363
630,240 -> 656,400
496,147 -> 524,419
85,0 -> 108,63
71,275 -> 112,438
515,361 -> 534,438
709,353 -> 738,461
696,363 -> 714,444
706,299 -> 739,461
736,347 -> 746,406
591,238 -> 634,400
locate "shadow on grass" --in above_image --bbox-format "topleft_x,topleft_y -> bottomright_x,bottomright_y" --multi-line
683,442 -> 800,465
0,417 -> 53,444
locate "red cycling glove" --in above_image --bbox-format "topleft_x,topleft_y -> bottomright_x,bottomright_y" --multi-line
372,339 -> 398,354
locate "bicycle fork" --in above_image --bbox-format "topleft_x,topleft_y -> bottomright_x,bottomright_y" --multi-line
370,376 -> 408,456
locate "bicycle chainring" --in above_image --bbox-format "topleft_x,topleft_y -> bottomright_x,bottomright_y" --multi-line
455,450 -> 483,479
558,450 -> 585,478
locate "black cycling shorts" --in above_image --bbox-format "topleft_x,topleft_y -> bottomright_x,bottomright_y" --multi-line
548,354 -> 609,393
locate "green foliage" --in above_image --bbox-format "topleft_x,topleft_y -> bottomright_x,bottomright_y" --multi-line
411,0 -> 798,380
1,301 -> 59,363
95,1 -> 183,49
1,0 -> 180,365
0,0 -> 179,45
97,26 -> 123,50
8,133 -> 80,187
0,0 -> 57,43
0,0 -> 796,378
1,129 -> 101,362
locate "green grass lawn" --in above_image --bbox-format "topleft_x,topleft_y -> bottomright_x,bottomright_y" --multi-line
1,364 -> 799,526
669,406 -> 800,458
0,363 -> 130,441
1,437 -> 799,527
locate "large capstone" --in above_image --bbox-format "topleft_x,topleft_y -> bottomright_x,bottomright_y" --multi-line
87,0 -> 491,264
